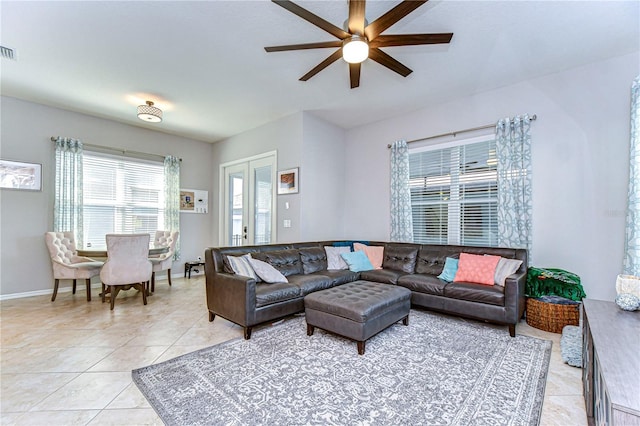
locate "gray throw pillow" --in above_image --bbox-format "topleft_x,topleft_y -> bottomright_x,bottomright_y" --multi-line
494,257 -> 523,286
226,254 -> 259,281
324,246 -> 350,270
248,257 -> 288,283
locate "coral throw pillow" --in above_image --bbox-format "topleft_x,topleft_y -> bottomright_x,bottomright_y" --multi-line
453,253 -> 501,285
353,243 -> 384,269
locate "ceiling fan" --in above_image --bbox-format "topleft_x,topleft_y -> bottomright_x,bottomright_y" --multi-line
264,0 -> 453,89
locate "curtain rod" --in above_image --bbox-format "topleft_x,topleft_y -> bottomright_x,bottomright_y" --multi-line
50,137 -> 182,162
387,114 -> 537,148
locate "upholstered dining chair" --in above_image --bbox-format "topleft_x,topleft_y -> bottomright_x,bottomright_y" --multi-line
150,230 -> 179,292
100,233 -> 152,310
44,231 -> 104,302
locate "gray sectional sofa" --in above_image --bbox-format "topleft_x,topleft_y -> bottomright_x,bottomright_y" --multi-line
204,241 -> 528,339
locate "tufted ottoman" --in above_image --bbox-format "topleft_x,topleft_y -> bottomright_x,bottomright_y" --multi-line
304,280 -> 411,355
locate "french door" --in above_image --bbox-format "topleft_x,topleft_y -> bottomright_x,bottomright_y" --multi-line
220,152 -> 276,246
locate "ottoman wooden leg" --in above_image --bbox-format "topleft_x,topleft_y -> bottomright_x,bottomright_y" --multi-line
403,315 -> 409,326
307,324 -> 315,336
357,341 -> 365,355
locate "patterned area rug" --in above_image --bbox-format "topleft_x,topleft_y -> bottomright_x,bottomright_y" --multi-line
133,310 -> 551,425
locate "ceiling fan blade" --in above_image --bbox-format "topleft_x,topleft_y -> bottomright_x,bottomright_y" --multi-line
299,49 -> 343,81
265,41 -> 342,52
368,48 -> 412,77
349,63 -> 361,88
273,0 -> 350,40
365,0 -> 428,41
348,0 -> 366,35
369,33 -> 453,48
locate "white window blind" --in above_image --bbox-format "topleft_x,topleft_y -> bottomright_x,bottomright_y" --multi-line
82,152 -> 164,249
409,137 -> 498,247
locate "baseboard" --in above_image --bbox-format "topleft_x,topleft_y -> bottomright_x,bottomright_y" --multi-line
0,272 -> 197,301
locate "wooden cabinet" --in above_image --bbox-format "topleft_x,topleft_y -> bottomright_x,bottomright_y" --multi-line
582,299 -> 640,426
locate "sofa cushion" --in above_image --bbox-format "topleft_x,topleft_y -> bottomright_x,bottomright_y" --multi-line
252,249 -> 303,277
255,282 -> 301,307
287,274 -> 332,296
324,246 -> 350,270
397,274 -> 448,296
415,246 -> 458,275
354,243 -> 384,269
248,257 -> 288,283
360,269 -> 406,285
299,247 -> 328,274
341,251 -> 375,272
382,245 -> 419,273
454,253 -> 501,286
444,281 -> 505,306
319,269 -> 360,286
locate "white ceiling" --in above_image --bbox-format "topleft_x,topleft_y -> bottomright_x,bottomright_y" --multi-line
1,1 -> 638,143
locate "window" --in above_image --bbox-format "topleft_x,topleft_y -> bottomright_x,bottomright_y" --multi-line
409,136 -> 498,247
82,152 -> 164,249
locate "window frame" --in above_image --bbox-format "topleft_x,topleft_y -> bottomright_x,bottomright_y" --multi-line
82,150 -> 165,249
409,134 -> 498,247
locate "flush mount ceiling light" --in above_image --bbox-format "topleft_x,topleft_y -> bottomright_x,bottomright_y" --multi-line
342,35 -> 369,64
137,101 -> 162,123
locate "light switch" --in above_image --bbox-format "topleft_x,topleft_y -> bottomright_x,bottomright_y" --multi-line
285,202 -> 290,209
283,219 -> 291,228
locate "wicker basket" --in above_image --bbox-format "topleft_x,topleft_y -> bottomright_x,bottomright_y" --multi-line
525,297 -> 580,333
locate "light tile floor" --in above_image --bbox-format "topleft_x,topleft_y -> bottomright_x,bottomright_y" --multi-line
1,275 -> 587,425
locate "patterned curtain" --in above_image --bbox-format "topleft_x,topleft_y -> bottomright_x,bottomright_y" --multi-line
495,115 -> 533,255
164,155 -> 181,260
624,76 -> 640,276
390,140 -> 414,242
54,137 -> 84,245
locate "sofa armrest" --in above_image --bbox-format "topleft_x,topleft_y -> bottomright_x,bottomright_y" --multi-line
503,270 -> 527,323
205,271 -> 257,327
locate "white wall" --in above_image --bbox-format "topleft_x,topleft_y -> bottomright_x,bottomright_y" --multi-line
343,52 -> 640,302
0,96 -> 214,297
210,112 -> 346,245
300,114 -> 346,241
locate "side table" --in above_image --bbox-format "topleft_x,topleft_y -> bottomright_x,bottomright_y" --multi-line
184,261 -> 205,279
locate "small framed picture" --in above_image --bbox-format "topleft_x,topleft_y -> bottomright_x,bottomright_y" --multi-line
0,159 -> 42,191
180,190 -> 195,211
277,167 -> 299,195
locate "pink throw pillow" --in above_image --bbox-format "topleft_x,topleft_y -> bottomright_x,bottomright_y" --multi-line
453,253 -> 501,285
353,243 -> 384,270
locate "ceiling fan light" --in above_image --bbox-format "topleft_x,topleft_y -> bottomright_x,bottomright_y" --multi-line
137,100 -> 163,123
342,35 -> 369,64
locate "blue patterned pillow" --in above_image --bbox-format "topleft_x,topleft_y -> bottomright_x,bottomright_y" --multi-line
437,257 -> 459,282
340,250 -> 374,272
333,240 -> 370,251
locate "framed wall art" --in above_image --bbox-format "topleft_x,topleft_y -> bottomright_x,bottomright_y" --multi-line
277,167 -> 299,195
0,159 -> 42,191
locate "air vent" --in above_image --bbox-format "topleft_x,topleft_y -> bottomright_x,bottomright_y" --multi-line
1,46 -> 17,61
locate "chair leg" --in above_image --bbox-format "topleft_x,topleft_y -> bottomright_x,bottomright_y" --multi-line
141,283 -> 148,305
85,279 -> 92,302
72,279 -> 77,294
51,279 -> 60,302
101,283 -> 106,303
151,272 -> 155,293
110,286 -> 120,310
167,269 -> 172,286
